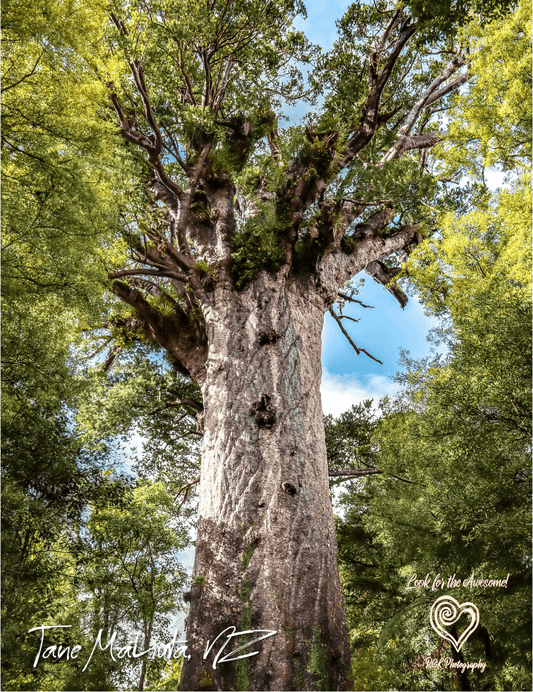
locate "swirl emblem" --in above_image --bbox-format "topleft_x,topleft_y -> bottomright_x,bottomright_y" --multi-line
429,595 -> 480,652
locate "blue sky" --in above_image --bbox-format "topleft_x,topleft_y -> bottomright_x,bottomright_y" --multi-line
320,277 -> 437,416
293,0 -> 353,51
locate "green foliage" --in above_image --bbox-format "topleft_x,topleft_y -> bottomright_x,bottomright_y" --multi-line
335,175 -> 531,692
231,206 -> 287,287
325,400 -> 380,475
106,0 -> 315,173
434,0 -> 531,177
2,0 -> 130,335
146,658 -> 183,691
405,0 -> 518,40
1,400 -> 131,691
1,4 -> 134,683
1,6 -> 192,684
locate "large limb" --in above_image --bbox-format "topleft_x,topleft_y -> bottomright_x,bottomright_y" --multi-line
382,53 -> 468,163
318,208 -> 421,301
112,280 -> 208,384
365,260 -> 408,308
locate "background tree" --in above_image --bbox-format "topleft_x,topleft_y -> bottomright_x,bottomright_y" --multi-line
1,2 -> 128,688
2,4 -> 192,690
77,348 -> 202,512
78,481 -> 190,691
404,0 -> 518,40
337,179 -> 531,690
335,4 -> 531,689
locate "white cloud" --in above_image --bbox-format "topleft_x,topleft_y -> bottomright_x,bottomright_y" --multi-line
320,371 -> 399,417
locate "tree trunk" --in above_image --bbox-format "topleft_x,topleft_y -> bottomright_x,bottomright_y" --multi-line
138,622 -> 152,691
179,270 -> 350,691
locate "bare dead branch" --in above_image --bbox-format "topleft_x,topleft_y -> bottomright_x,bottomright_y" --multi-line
337,292 -> 375,308
174,476 -> 200,514
328,468 -> 382,477
329,307 -> 383,365
338,314 -> 360,323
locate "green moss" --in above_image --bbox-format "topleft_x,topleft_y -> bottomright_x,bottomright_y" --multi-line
235,652 -> 249,691
241,543 -> 254,572
236,577 -> 253,690
230,205 -> 287,288
198,670 -> 213,688
293,656 -> 303,691
308,626 -> 329,691
239,577 -> 252,604
193,574 -> 206,587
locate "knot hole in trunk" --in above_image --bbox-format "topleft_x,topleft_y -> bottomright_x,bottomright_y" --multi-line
281,482 -> 297,496
250,394 -> 276,428
258,329 -> 278,345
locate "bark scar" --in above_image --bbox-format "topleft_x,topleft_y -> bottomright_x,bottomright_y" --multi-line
249,394 -> 276,428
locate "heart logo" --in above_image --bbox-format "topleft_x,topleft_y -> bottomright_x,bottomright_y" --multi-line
429,595 -> 480,652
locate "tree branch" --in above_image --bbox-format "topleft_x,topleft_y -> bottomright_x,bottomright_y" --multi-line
328,468 -> 382,477
112,280 -> 208,383
109,268 -> 188,282
366,260 -> 408,308
337,292 -> 375,308
382,53 -> 467,163
329,307 -> 383,365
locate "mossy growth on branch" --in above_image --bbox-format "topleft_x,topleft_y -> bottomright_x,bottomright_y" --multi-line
241,542 -> 255,572
231,205 -> 287,287
193,574 -> 206,587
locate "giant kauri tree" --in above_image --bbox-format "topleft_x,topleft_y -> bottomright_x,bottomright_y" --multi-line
102,1 -> 470,688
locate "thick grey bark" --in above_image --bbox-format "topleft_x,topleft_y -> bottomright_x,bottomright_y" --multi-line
180,271 -> 350,691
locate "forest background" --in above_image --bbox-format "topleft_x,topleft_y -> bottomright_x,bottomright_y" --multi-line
2,0 -> 531,690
